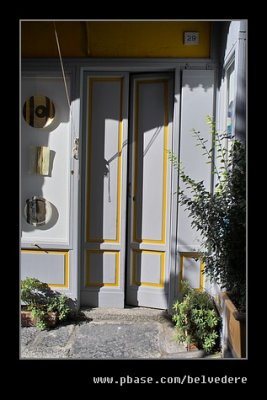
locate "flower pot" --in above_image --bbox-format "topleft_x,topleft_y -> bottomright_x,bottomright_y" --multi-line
44,311 -> 58,327
220,292 -> 246,358
21,309 -> 58,328
186,343 -> 199,352
21,310 -> 35,327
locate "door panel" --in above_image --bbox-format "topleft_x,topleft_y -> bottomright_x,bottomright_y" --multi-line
86,79 -> 122,242
177,70 -> 214,296
126,75 -> 173,309
177,70 -> 214,251
81,73 -> 129,307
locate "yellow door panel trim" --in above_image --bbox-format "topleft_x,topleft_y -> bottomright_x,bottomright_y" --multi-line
86,77 -> 123,244
21,250 -> 69,288
179,253 -> 204,292
131,249 -> 165,288
133,79 -> 169,245
85,250 -> 120,288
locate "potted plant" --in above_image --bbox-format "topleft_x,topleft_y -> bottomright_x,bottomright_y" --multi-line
169,117 -> 246,357
172,280 -> 221,355
21,277 -> 70,330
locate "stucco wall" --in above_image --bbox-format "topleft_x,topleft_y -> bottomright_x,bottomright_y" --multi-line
21,21 -> 211,58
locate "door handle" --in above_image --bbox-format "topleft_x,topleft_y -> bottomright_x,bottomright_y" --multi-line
73,138 -> 79,160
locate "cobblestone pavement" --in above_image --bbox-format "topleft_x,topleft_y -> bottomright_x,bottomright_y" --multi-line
20,307 -> 218,360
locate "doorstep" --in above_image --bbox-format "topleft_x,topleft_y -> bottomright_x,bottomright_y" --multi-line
20,307 -> 215,359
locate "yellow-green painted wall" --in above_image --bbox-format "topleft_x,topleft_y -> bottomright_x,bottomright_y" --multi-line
21,21 -> 211,58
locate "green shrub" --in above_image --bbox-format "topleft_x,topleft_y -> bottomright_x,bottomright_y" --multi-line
21,277 -> 70,330
172,281 -> 221,354
168,116 -> 246,312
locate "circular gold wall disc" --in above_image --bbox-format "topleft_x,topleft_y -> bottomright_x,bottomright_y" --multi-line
23,95 -> 55,128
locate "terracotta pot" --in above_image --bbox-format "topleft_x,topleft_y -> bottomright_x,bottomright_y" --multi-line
21,310 -> 35,327
21,310 -> 58,328
184,328 -> 199,351
186,343 -> 199,352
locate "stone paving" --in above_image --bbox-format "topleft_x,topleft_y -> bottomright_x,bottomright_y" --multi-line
20,307 -> 216,360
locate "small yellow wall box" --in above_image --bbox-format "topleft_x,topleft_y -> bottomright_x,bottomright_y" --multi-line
36,146 -> 50,175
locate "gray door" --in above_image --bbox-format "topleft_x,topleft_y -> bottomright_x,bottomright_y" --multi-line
126,74 -> 174,309
81,73 -> 129,307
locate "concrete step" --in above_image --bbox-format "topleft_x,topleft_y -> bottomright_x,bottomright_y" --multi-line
80,306 -> 171,322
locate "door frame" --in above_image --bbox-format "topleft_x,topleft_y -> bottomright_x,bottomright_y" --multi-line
21,58 -> 215,312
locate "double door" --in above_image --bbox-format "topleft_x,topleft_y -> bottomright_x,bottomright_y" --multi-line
81,72 -> 173,309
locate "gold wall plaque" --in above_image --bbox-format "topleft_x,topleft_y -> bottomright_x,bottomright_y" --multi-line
23,95 -> 55,128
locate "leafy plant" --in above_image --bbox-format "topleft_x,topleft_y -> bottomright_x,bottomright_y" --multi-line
172,281 -> 221,353
21,277 -> 71,330
168,117 -> 246,312
30,307 -> 47,330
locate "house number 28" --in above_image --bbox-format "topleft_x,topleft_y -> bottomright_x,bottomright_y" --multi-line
184,32 -> 199,45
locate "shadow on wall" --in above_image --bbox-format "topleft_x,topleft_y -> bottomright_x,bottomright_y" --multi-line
212,21 -> 231,87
